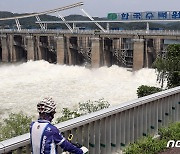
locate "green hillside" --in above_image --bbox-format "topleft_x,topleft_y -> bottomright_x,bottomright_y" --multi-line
0,11 -> 180,30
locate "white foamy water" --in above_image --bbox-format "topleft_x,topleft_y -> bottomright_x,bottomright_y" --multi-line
0,60 -> 160,121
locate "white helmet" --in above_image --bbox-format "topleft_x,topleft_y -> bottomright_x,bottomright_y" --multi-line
37,97 -> 56,114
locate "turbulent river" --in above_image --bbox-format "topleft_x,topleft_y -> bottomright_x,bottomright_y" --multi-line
0,60 -> 161,121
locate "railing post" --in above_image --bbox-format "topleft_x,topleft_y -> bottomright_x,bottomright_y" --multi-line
134,106 -> 138,140
162,98 -> 166,126
106,116 -> 111,154
139,105 -> 144,137
83,124 -> 89,151
71,128 -> 77,143
150,101 -> 156,134
158,98 -> 163,128
77,126 -> 83,145
100,118 -> 106,154
125,109 -> 130,145
129,108 -> 135,142
120,111 -> 125,148
89,122 -> 95,154
94,120 -> 100,154
177,94 -> 180,121
171,94 -> 176,122
115,113 -> 121,151
154,101 -> 159,133
111,115 -> 116,153
142,104 -> 148,137
166,96 -> 171,124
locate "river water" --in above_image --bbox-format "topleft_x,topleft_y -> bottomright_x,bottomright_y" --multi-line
0,60 -> 161,121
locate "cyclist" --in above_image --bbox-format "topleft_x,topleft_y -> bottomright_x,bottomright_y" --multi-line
30,97 -> 88,154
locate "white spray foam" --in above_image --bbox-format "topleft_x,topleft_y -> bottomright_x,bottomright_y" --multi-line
0,60 -> 160,121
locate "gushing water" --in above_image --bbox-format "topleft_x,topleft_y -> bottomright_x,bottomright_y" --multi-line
0,60 -> 160,121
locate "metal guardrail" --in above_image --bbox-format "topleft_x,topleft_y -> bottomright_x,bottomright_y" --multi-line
0,86 -> 180,154
1,29 -> 180,36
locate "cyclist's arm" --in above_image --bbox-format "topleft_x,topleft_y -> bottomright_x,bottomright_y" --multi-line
53,127 -> 83,154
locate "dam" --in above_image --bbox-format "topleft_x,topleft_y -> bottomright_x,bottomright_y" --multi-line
1,29 -> 179,70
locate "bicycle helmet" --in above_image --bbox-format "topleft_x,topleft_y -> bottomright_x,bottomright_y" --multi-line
37,97 -> 56,114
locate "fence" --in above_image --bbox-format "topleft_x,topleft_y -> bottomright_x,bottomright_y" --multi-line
0,86 -> 180,154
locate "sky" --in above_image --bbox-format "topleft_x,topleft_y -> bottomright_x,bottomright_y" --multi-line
0,0 -> 180,17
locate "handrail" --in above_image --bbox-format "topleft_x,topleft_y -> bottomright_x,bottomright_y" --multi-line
57,86 -> 180,132
0,134 -> 30,153
0,86 -> 180,153
0,2 -> 83,21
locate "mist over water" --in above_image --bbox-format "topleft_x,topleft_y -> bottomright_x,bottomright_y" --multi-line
0,60 -> 160,121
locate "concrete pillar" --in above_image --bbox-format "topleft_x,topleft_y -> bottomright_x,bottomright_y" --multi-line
56,36 -> 65,64
26,35 -> 35,60
1,35 -> 9,62
91,37 -> 102,68
133,39 -> 145,71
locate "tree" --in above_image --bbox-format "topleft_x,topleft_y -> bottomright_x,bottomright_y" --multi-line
153,44 -> 180,88
56,98 -> 110,123
137,85 -> 162,98
0,113 -> 32,141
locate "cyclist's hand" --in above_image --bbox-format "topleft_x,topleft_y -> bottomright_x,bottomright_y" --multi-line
80,146 -> 88,153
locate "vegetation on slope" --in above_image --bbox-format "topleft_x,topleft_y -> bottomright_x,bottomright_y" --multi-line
1,11 -> 180,30
124,122 -> 180,154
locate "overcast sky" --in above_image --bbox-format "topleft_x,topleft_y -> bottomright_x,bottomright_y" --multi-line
0,0 -> 180,17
